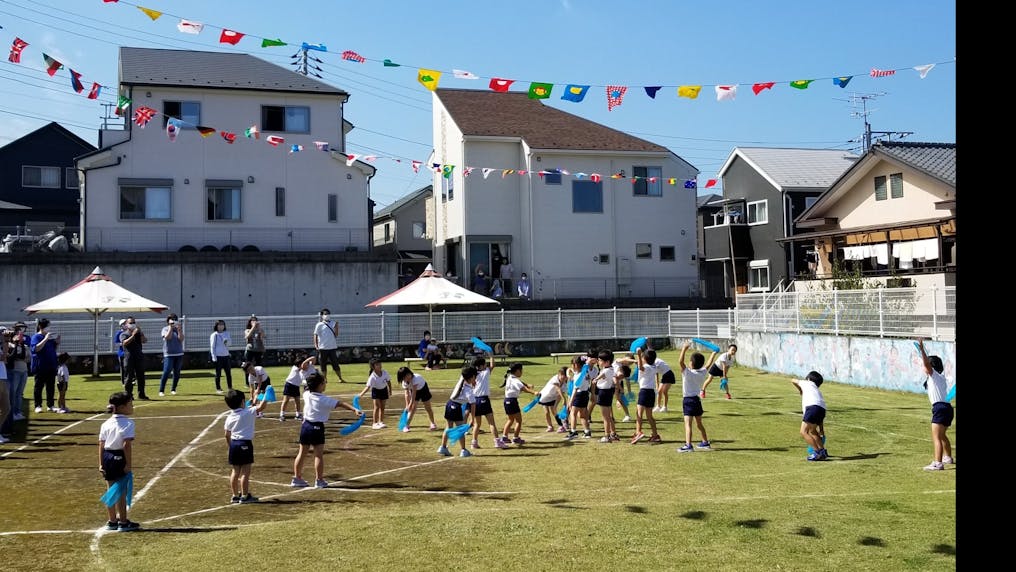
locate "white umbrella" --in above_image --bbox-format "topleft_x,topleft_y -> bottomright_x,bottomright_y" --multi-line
365,264 -> 499,331
23,266 -> 168,376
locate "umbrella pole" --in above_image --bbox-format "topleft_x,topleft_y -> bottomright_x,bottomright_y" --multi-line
92,312 -> 100,377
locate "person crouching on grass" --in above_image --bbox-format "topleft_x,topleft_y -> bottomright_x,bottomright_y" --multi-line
538,367 -> 570,433
358,358 -> 392,429
291,373 -> 362,489
398,366 -> 438,432
99,391 -> 139,531
438,366 -> 478,457
224,389 -> 270,503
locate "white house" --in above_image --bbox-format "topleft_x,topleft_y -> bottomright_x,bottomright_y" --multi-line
77,47 -> 376,253
431,89 -> 699,299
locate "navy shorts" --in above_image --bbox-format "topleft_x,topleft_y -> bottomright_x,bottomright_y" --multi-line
637,388 -> 656,408
414,384 -> 432,402
596,387 -> 614,407
444,400 -> 464,422
708,364 -> 724,378
803,405 -> 826,425
539,398 -> 557,408
683,396 -> 704,417
252,375 -> 271,389
660,370 -> 676,384
371,387 -> 389,400
101,449 -> 127,482
299,421 -> 326,445
474,396 -> 493,416
228,439 -> 254,466
931,402 -> 954,427
283,383 -> 301,399
571,390 -> 590,409
503,397 -> 521,415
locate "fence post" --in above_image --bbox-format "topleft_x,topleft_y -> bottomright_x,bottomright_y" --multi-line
932,285 -> 938,340
795,291 -> 801,334
500,308 -> 505,341
108,317 -> 115,352
763,299 -> 767,333
833,289 -> 839,336
558,308 -> 562,340
380,311 -> 385,344
441,310 -> 447,340
613,307 -> 618,339
667,305 -> 672,338
696,308 -> 701,337
878,289 -> 884,338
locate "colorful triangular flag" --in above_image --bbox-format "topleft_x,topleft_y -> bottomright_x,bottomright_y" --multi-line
261,38 -> 286,48
442,165 -> 455,179
667,178 -> 677,185
219,30 -> 244,45
411,160 -> 422,173
715,85 -> 737,101
489,78 -> 514,92
644,86 -> 662,99
463,167 -> 474,177
116,95 -> 131,111
752,82 -> 775,95
220,131 -> 237,144
481,168 -> 494,179
590,174 -> 602,183
606,85 -> 627,111
453,69 -> 479,79
913,63 -> 936,79
684,179 -> 696,189
346,153 -> 359,166
560,84 -> 589,102
528,82 -> 553,99
166,118 -> 182,142
197,126 -> 216,138
69,69 -> 84,93
383,59 -> 401,67
9,37 -> 28,64
301,42 -> 327,52
42,53 -> 63,76
87,83 -> 102,100
133,106 -> 156,127
290,144 -> 304,153
704,179 -> 718,188
244,125 -> 259,139
677,85 -> 702,99
832,76 -> 853,88
314,141 -> 330,152
176,20 -> 204,34
342,50 -> 366,63
266,135 -> 285,147
789,80 -> 813,89
417,69 -> 441,91
138,6 -> 162,21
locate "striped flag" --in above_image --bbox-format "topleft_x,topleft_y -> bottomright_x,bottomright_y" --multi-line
870,68 -> 896,78
69,69 -> 85,93
87,83 -> 102,99
197,126 -> 216,138
266,135 -> 285,147
43,53 -> 63,76
133,106 -> 156,127
245,125 -> 259,139
314,141 -> 330,151
341,50 -> 366,63
290,144 -> 304,153
9,37 -> 28,63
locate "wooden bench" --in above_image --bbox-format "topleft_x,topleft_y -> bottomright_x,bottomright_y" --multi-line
550,352 -> 583,363
460,353 -> 511,366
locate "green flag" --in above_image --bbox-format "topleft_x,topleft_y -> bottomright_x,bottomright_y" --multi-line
116,95 -> 131,111
789,80 -> 814,90
261,38 -> 286,48
383,59 -> 401,67
527,82 -> 553,99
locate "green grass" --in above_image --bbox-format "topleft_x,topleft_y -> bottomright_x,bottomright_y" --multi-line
0,352 -> 956,571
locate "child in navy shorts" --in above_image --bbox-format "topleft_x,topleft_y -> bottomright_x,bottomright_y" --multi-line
917,340 -> 954,471
438,366 -> 478,457
397,366 -> 438,432
791,371 -> 828,461
98,391 -> 139,531
291,373 -> 362,488
537,367 -> 569,433
224,389 -> 270,503
358,358 -> 392,429
630,348 -> 661,444
279,354 -> 315,421
566,356 -> 593,439
500,362 -> 537,446
677,341 -> 717,452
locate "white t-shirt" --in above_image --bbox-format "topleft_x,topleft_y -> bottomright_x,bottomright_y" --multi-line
682,367 -> 708,397
595,365 -> 615,390
449,378 -> 476,405
926,370 -> 949,404
716,351 -> 735,369
285,366 -> 304,386
367,370 -> 391,390
302,391 -> 340,423
224,406 -> 257,440
99,414 -> 135,450
637,362 -> 657,390
538,376 -> 563,404
247,366 -> 269,386
474,369 -> 492,397
402,373 -> 427,390
503,376 -> 526,398
314,320 -> 338,350
500,262 -> 513,280
797,379 -> 826,411
57,364 -> 70,384
654,357 -> 671,376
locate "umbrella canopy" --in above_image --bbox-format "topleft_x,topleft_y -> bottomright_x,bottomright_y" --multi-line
23,266 -> 168,375
366,264 -> 499,331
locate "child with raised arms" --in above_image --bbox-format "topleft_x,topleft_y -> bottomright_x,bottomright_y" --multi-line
279,354 -> 315,421
98,391 -> 139,531
630,348 -> 662,444
438,366 -> 478,457
790,371 -> 828,461
538,367 -> 570,433
677,341 -> 716,452
291,373 -> 362,488
470,354 -> 509,450
224,388 -> 270,503
653,354 -> 675,413
917,340 -> 954,471
500,362 -> 537,445
397,366 -> 437,432
358,358 -> 392,429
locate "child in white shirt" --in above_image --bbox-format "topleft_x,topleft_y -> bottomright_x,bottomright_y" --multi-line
291,373 -> 362,488
358,358 -> 393,429
223,389 -> 270,503
677,341 -> 717,452
537,368 -> 569,433
98,392 -> 138,531
56,352 -> 71,413
437,367 -> 479,457
500,362 -> 537,445
279,355 -> 315,421
791,371 -> 827,462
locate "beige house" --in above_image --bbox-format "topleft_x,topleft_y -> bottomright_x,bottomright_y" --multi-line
786,141 -> 956,289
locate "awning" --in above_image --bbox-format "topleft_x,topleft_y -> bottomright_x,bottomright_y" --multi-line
778,216 -> 955,244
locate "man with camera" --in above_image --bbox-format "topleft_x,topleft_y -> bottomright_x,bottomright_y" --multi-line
313,308 -> 346,383
158,313 -> 185,397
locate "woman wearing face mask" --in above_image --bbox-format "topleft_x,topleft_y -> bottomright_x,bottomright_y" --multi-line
121,317 -> 148,400
7,322 -> 31,421
244,316 -> 266,366
312,308 -> 345,383
209,320 -> 233,394
158,313 -> 185,397
30,318 -> 61,413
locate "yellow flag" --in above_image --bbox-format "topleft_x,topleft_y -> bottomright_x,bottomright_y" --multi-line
417,68 -> 441,91
138,6 -> 163,21
677,85 -> 702,99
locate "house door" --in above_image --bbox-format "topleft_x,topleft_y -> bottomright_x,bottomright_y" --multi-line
469,242 -> 491,286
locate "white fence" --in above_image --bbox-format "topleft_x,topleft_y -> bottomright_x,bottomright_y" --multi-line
2,286 -> 953,356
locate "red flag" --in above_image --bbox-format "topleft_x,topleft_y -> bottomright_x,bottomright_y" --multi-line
220,131 -> 237,144
9,37 -> 28,63
132,106 -> 157,127
411,160 -> 422,173
266,135 -> 285,147
69,69 -> 84,93
103,0 -> 119,3
704,179 -> 718,188
87,83 -> 102,99
590,173 -> 602,183
219,29 -> 244,45
489,78 -> 514,92
341,50 -> 366,63
870,68 -> 896,78
42,53 -> 63,76
752,82 -> 775,95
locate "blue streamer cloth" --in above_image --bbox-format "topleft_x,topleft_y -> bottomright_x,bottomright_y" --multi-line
522,395 -> 541,413
719,378 -> 729,391
339,413 -> 366,436
352,395 -> 361,410
557,404 -> 568,420
263,385 -> 277,403
618,391 -> 629,407
445,423 -> 472,441
945,385 -> 956,402
398,409 -> 410,431
471,337 -> 493,353
691,338 -> 721,352
100,472 -> 134,508
629,337 -> 647,353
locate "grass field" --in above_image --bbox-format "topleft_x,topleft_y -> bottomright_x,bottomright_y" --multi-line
0,351 -> 956,571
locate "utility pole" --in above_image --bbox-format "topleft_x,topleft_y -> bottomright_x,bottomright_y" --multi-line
843,92 -> 913,153
99,102 -> 119,130
290,47 -> 324,79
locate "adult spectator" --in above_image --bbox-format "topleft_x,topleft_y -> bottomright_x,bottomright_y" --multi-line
517,273 -> 532,300
114,319 -> 128,387
499,257 -> 514,296
244,315 -> 266,366
473,268 -> 489,294
7,321 -> 31,421
158,313 -> 185,397
1,327 -> 10,442
121,316 -> 149,400
209,319 -> 233,394
30,318 -> 60,412
313,308 -> 346,383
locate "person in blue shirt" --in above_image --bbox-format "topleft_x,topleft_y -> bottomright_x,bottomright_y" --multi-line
30,318 -> 60,413
114,319 -> 128,387
417,331 -> 433,359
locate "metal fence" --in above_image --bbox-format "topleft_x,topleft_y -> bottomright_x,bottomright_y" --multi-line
2,286 -> 953,356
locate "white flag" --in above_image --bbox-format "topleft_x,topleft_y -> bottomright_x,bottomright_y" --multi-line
715,84 -> 737,102
481,168 -> 494,179
177,20 -> 204,34
453,69 -> 479,80
346,154 -> 359,167
913,63 -> 936,79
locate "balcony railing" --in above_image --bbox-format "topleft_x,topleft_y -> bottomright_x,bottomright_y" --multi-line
87,226 -> 370,253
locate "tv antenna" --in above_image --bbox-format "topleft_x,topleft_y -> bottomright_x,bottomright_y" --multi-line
836,92 -> 912,153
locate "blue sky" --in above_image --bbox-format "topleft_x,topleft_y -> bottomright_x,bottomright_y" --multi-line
0,0 -> 956,209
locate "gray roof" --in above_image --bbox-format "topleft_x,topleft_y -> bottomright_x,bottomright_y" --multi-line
697,193 -> 722,208
119,47 -> 348,96
375,186 -> 432,218
723,147 -> 858,190
873,141 -> 955,186
0,199 -> 31,210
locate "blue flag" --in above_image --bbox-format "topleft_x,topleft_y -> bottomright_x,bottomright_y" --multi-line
301,42 -> 327,52
833,76 -> 853,88
644,86 -> 662,99
561,84 -> 589,103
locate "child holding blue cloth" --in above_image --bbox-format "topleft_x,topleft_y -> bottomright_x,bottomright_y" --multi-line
98,392 -> 139,531
224,389 -> 270,503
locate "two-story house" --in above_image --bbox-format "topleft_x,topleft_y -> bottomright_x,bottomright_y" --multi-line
372,185 -> 433,280
76,47 -> 375,253
785,141 -> 956,289
695,193 -> 724,299
704,147 -> 857,295
0,122 -> 95,235
430,88 -> 699,300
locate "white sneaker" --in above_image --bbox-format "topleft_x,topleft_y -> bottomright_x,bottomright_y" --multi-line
295,413 -> 303,421
279,414 -> 286,422
216,390 -> 224,395
34,406 -> 43,414
58,408 -> 70,414
652,406 -> 660,412
158,392 -> 165,397
171,391 -> 177,396
942,455 -> 955,464
621,416 -> 631,423
401,427 -> 411,433
0,435 -> 9,444
923,461 -> 945,471
377,422 -> 387,428
660,407 -> 668,413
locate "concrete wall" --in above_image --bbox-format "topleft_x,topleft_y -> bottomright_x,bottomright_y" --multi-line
730,331 -> 955,394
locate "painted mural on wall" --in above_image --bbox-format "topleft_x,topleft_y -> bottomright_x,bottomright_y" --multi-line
734,332 -> 955,394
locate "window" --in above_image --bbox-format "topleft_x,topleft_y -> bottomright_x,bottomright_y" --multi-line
163,101 -> 200,128
544,171 -> 562,185
746,200 -> 768,225
889,173 -> 903,199
572,180 -> 603,213
804,196 -> 819,210
660,246 -> 676,261
275,187 -> 286,217
874,175 -> 887,201
207,185 -> 241,221
748,259 -> 770,292
22,166 -> 60,188
65,167 -> 79,189
413,221 -> 426,239
327,194 -> 338,222
384,223 -> 391,242
262,105 -> 310,133
633,166 -> 663,196
120,186 -> 171,220
598,253 -> 610,264
635,243 -> 652,259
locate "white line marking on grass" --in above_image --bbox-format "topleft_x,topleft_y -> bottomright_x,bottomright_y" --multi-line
1,524 -> 257,537
1,402 -> 156,459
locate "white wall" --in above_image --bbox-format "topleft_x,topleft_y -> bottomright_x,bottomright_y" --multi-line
828,160 -> 953,228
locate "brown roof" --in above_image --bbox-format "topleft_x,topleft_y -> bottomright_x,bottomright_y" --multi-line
435,88 -> 670,153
